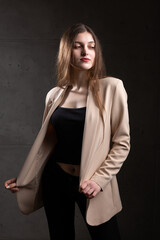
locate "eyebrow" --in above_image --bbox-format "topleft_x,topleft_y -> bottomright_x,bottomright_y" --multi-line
74,41 -> 95,44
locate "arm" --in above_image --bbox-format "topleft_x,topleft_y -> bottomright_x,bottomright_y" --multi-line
80,81 -> 130,197
4,89 -> 54,194
90,80 -> 130,190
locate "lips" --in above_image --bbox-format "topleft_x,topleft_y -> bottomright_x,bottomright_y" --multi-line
80,58 -> 91,62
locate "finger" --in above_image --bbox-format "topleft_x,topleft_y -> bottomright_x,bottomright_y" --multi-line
87,194 -> 94,199
87,193 -> 94,199
86,188 -> 94,196
11,187 -> 19,193
80,182 -> 88,190
7,178 -> 17,184
83,186 -> 94,195
5,180 -> 11,188
82,185 -> 91,194
79,182 -> 88,192
87,189 -> 98,199
5,178 -> 17,187
92,190 -> 98,198
5,182 -> 17,190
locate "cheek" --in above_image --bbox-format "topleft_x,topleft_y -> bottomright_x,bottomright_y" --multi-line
71,51 -> 79,63
92,52 -> 96,65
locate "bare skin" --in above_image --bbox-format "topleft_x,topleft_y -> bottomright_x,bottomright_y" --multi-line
5,32 -> 101,199
5,178 -> 19,193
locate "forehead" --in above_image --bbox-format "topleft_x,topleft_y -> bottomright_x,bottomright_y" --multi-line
74,32 -> 94,43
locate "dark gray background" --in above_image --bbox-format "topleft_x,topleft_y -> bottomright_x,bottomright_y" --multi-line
0,0 -> 159,239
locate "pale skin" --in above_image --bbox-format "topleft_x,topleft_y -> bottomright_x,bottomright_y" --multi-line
5,32 -> 101,199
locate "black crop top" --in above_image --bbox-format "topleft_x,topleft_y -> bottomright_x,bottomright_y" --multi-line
50,106 -> 86,165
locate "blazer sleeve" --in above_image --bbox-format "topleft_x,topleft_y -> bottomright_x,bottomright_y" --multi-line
90,80 -> 130,190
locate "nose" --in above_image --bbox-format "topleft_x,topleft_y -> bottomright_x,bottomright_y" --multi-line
81,46 -> 88,56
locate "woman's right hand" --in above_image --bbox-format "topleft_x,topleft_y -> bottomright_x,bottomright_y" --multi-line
4,178 -> 19,193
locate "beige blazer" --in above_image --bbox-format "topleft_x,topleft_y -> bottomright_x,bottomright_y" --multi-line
16,77 -> 130,226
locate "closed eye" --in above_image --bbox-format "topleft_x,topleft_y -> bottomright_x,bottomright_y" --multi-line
74,45 -> 81,49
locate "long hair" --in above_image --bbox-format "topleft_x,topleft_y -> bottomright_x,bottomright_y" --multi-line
56,23 -> 106,123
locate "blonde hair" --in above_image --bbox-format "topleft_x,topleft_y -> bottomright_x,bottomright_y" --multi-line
56,23 -> 106,123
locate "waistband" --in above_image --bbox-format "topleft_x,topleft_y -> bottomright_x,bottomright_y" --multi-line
53,163 -> 80,180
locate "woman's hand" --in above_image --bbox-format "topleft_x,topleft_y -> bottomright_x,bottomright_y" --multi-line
4,178 -> 19,193
79,180 -> 101,199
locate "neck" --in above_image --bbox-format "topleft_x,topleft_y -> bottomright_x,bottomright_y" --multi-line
70,68 -> 89,91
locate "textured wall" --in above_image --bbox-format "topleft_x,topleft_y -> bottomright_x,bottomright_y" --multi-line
0,0 -> 159,239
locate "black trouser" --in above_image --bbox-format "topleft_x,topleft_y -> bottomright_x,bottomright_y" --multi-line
42,162 -> 121,240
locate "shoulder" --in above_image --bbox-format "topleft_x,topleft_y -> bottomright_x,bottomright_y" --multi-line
99,76 -> 123,89
45,86 -> 64,105
99,76 -> 127,100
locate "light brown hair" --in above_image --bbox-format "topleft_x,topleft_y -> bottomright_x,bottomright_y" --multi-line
56,23 -> 106,122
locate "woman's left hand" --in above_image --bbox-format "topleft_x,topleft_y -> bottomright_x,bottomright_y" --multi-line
79,180 -> 101,199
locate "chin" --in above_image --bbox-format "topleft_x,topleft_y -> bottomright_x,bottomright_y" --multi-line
71,63 -> 93,71
78,64 -> 93,71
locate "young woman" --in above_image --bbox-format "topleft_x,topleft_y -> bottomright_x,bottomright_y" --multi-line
5,23 -> 130,240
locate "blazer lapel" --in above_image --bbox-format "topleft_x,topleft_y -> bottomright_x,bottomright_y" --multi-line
80,87 -> 102,183
42,86 -> 69,128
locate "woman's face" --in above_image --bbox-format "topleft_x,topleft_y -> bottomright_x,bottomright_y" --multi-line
71,31 -> 96,71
